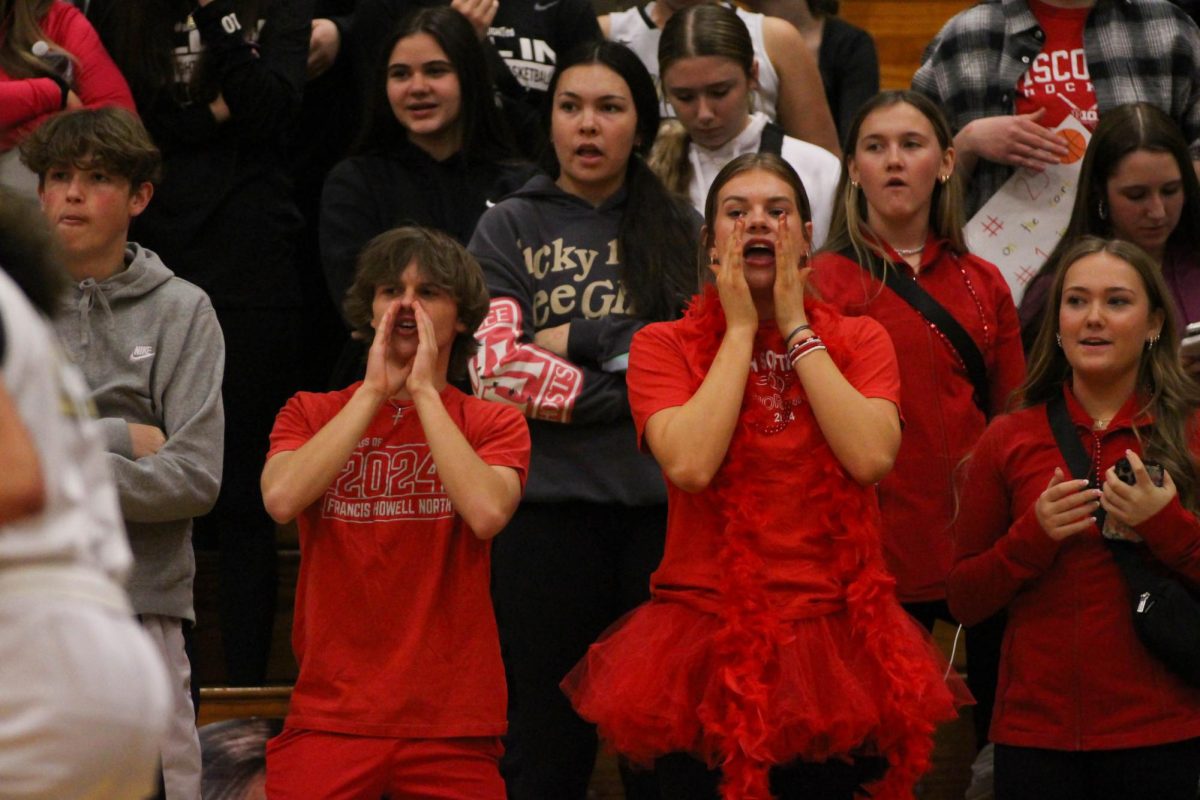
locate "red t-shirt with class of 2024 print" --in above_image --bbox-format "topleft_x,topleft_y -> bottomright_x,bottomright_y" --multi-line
268,383 -> 530,739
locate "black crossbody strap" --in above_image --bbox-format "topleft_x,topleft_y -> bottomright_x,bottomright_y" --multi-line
840,247 -> 990,415
1046,392 -> 1105,527
758,121 -> 785,156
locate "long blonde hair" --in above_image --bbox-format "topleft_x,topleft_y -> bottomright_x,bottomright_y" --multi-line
0,0 -> 73,80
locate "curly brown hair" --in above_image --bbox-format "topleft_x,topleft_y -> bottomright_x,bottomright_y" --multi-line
343,227 -> 489,381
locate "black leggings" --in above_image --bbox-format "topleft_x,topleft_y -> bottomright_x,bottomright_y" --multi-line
655,752 -> 889,800
492,501 -> 667,800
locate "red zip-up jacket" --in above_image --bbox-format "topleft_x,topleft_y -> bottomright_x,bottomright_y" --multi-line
951,386 -> 1200,750
813,237 -> 1026,602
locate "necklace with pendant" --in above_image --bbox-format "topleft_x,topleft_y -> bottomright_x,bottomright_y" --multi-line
391,402 -> 407,425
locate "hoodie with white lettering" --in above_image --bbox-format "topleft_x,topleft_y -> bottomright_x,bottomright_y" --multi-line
468,173 -> 665,505
54,243 -> 225,622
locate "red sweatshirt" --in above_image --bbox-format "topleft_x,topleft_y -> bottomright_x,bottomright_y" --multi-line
0,2 -> 134,150
812,238 -> 1026,602
951,386 -> 1200,750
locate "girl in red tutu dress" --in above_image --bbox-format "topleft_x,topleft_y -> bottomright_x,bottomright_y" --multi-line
562,152 -> 966,800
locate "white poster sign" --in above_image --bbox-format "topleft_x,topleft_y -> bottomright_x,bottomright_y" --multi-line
965,115 -> 1091,304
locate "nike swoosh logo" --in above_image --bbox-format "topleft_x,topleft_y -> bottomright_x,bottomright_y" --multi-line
130,352 -> 155,361
533,1 -> 560,10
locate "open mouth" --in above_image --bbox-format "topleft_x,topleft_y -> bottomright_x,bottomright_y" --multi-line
1078,337 -> 1111,348
395,318 -> 418,334
576,143 -> 602,159
743,239 -> 775,264
884,178 -> 907,188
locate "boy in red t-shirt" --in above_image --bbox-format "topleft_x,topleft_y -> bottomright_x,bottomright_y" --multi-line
261,227 -> 530,799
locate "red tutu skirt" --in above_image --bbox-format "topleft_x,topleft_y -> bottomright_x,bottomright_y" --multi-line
562,597 -> 967,799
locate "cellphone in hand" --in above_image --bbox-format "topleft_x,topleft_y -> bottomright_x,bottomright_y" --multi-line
1113,456 -> 1165,487
1103,456 -> 1165,541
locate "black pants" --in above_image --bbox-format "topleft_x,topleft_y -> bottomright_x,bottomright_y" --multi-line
905,599 -> 1004,748
193,308 -> 302,685
994,738 -> 1200,800
655,752 -> 889,800
492,501 -> 666,800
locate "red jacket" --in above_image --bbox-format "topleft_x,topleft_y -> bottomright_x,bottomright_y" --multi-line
812,238 -> 1026,602
951,386 -> 1200,750
0,2 -> 134,150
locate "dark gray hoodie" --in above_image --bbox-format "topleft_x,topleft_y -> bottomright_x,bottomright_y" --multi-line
54,244 -> 225,621
468,174 -> 667,505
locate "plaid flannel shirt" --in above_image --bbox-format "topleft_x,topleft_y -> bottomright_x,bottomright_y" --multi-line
913,0 -> 1200,216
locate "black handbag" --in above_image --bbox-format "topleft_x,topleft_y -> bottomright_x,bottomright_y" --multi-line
1046,393 -> 1200,686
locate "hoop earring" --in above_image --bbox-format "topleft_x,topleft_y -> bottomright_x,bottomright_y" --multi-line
1147,334 -> 1160,350
1098,199 -> 1108,220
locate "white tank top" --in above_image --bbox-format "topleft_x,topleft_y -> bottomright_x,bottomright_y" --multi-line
607,2 -> 780,123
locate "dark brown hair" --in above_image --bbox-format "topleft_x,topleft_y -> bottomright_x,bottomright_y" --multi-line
545,41 -> 699,321
353,6 -> 515,163
1019,103 -> 1200,347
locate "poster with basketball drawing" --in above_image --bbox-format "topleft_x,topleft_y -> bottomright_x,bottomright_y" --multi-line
965,114 -> 1090,304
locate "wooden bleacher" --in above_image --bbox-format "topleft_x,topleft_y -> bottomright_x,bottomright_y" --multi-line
840,0 -> 974,90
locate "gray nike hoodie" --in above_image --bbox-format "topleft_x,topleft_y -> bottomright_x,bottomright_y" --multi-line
54,243 -> 225,621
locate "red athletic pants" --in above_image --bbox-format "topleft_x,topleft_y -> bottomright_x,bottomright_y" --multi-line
265,727 -> 505,799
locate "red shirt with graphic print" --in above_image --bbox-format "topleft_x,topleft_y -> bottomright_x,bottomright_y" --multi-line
268,383 -> 529,738
1015,0 -> 1098,130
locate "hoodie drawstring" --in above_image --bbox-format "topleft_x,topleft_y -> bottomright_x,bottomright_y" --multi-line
75,278 -> 115,347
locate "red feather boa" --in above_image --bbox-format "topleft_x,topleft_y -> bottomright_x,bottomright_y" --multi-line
672,286 -> 955,800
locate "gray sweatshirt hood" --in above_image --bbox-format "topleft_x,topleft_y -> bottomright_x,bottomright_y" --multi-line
64,244 -> 173,347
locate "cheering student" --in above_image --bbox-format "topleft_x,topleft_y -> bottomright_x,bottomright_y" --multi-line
565,152 -> 964,800
262,227 -> 530,799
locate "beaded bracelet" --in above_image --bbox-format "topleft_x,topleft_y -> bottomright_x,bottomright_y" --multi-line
788,334 -> 825,365
783,323 -> 812,348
